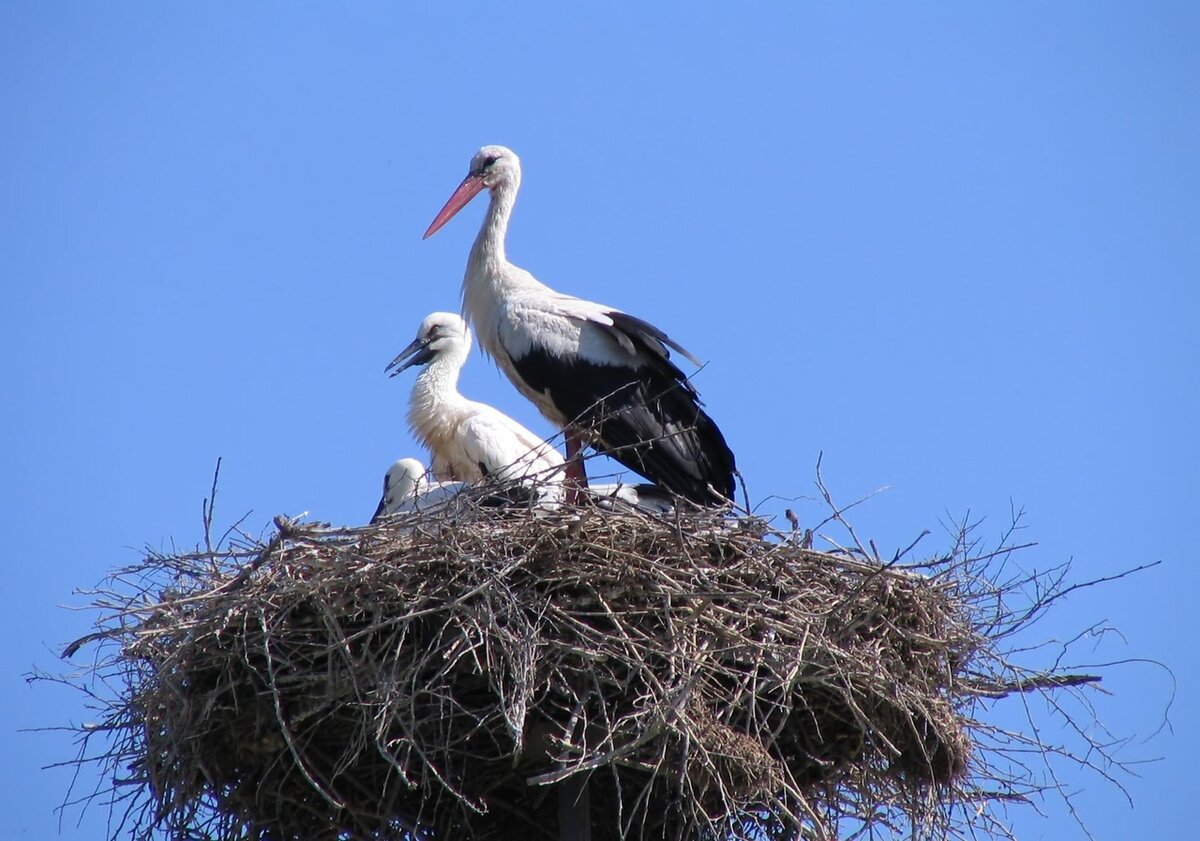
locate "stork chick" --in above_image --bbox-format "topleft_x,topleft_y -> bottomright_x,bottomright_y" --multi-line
370,456 -> 675,524
371,457 -> 475,522
385,312 -> 565,490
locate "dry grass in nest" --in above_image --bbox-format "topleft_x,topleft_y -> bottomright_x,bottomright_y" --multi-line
47,473 -> 1137,841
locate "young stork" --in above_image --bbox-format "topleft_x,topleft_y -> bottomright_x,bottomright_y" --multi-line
370,457 -> 675,522
369,457 -> 532,522
370,458 -> 462,522
423,145 -> 737,504
385,311 -> 566,490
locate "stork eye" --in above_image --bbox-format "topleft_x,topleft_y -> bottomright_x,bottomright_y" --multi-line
481,155 -> 499,168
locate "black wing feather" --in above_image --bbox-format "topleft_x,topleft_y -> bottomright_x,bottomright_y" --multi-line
513,313 -> 736,503
606,310 -> 703,368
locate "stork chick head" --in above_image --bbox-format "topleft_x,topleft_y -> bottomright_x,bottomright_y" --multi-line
385,311 -> 471,376
384,458 -> 428,500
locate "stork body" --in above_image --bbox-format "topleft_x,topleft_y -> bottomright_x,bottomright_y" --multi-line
371,458 -> 465,522
590,481 -> 675,514
371,457 -> 674,522
424,146 -> 736,504
386,312 -> 565,488
370,457 -> 538,522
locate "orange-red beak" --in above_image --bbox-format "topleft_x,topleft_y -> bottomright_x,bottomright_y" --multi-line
423,173 -> 486,239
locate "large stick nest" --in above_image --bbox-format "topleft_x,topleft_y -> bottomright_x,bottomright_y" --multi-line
57,486 -> 1112,841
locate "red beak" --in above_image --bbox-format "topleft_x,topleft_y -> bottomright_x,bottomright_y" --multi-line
423,173 -> 486,239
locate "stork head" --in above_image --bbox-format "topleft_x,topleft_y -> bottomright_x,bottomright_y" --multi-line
385,458 -> 427,497
423,145 -> 521,239
385,311 -> 472,376
373,457 -> 429,520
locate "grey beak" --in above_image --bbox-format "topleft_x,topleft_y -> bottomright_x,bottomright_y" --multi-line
385,337 -> 435,377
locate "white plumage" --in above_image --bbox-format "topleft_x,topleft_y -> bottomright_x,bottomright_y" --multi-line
370,457 -> 465,522
385,311 -> 565,488
423,145 -> 737,504
589,481 -> 675,514
370,456 -> 675,523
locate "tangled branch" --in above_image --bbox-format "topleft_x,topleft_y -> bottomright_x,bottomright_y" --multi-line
40,478 -> 1147,841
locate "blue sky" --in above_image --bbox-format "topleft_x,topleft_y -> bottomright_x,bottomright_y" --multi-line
3,3 -> 1196,838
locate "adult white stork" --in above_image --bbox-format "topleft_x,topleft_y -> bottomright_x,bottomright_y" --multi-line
423,145 -> 737,504
385,311 -> 566,489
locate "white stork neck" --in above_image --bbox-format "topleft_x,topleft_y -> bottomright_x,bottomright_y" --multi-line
461,175 -> 529,360
471,179 -> 518,274
409,348 -> 468,425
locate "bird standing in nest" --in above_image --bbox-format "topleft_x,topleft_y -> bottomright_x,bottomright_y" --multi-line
423,145 -> 737,505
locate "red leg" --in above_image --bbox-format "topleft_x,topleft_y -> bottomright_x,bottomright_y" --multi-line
564,430 -> 588,505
